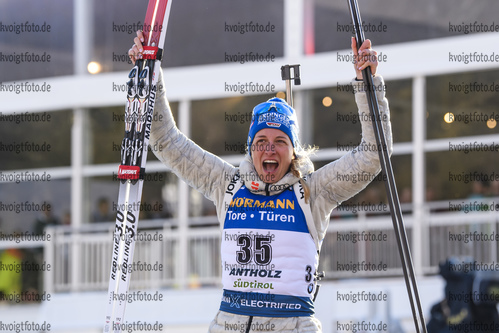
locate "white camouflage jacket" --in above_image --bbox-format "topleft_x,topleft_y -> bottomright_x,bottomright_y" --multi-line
150,69 -> 392,332
150,69 -> 392,250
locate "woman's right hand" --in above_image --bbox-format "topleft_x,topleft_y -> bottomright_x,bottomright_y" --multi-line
128,30 -> 146,65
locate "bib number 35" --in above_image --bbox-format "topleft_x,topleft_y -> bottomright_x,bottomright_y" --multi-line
236,235 -> 272,265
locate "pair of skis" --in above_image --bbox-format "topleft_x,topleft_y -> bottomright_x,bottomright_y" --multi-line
103,0 -> 172,332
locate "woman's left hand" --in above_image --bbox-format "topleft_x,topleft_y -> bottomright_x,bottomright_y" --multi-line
351,37 -> 378,80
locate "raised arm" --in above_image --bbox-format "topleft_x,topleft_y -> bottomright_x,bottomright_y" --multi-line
308,38 -> 393,239
128,31 -> 237,205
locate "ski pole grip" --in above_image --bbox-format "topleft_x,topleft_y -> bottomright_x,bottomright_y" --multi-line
280,64 -> 301,85
281,64 -> 301,106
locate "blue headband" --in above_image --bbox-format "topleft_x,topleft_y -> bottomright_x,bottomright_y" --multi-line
247,97 -> 299,155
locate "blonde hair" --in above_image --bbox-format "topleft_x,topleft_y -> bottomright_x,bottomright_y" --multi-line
290,145 -> 318,204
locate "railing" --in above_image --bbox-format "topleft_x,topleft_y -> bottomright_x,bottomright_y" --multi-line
36,198 -> 499,293
1,199 -> 497,294
44,220 -> 223,293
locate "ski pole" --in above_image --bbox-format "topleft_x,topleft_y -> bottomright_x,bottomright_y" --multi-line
281,64 -> 301,107
346,1 -> 427,332
280,64 -> 327,300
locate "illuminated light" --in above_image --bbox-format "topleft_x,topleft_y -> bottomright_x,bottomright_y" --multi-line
487,118 -> 497,129
444,112 -> 454,124
322,96 -> 333,107
87,61 -> 102,74
276,91 -> 286,100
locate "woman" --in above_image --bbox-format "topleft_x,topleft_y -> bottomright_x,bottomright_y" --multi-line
129,31 -> 392,332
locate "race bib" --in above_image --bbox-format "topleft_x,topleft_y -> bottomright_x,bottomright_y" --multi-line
220,186 -> 318,317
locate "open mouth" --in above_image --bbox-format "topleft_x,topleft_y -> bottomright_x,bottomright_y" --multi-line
263,160 -> 279,173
